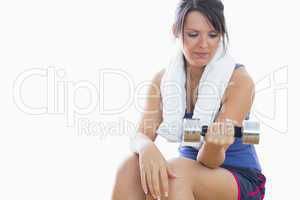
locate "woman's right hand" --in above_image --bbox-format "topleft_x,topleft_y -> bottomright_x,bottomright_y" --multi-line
139,142 -> 177,199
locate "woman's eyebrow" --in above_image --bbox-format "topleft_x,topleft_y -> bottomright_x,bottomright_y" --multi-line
184,28 -> 199,31
184,28 -> 216,32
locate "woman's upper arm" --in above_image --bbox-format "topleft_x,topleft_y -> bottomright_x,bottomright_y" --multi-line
137,69 -> 165,141
215,66 -> 255,127
213,67 -> 255,151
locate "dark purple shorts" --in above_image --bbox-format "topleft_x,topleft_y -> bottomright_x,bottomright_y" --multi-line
221,165 -> 266,200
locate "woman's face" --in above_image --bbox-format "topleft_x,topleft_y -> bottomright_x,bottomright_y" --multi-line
179,11 -> 221,68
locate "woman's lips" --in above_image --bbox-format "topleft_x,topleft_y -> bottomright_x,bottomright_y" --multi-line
193,52 -> 209,59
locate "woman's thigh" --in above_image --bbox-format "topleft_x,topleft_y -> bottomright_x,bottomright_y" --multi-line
112,153 -> 146,200
166,156 -> 238,200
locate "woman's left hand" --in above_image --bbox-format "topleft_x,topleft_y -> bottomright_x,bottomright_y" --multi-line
204,118 -> 237,150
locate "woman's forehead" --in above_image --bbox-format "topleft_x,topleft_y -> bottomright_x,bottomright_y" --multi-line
184,11 -> 215,31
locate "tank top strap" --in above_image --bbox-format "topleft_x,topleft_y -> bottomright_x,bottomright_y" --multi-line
234,63 -> 244,69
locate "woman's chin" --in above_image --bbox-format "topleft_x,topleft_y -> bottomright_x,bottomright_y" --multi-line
193,60 -> 208,68
193,56 -> 211,65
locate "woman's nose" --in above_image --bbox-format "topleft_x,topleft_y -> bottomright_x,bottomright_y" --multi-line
197,36 -> 209,48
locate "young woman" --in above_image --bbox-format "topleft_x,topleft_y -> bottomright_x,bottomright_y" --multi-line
112,0 -> 266,199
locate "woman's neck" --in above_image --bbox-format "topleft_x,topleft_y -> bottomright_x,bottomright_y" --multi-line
186,64 -> 205,84
185,64 -> 206,113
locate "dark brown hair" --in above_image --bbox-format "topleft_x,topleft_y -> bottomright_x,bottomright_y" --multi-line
173,0 -> 229,49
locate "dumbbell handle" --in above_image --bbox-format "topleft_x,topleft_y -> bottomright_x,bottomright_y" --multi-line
200,125 -> 242,138
183,119 -> 260,145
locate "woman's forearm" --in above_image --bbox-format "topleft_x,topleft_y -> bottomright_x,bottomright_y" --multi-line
196,143 -> 226,169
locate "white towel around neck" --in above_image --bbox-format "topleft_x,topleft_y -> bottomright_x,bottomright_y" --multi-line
156,40 -> 236,145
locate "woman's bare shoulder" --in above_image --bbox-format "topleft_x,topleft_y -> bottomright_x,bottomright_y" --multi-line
152,68 -> 166,87
223,65 -> 255,102
231,66 -> 255,88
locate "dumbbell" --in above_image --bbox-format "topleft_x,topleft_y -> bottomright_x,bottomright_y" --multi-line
182,118 -> 260,147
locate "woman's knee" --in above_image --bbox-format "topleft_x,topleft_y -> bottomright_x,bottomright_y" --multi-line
114,153 -> 140,183
167,158 -> 238,200
159,157 -> 195,200
167,157 -> 197,178
112,153 -> 146,199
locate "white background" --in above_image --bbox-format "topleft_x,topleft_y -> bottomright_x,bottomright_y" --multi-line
0,0 -> 298,199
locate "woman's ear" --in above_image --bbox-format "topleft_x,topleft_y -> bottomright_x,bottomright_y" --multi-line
172,24 -> 177,38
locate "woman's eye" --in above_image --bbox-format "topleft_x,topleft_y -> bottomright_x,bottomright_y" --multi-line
188,32 -> 198,38
209,32 -> 219,38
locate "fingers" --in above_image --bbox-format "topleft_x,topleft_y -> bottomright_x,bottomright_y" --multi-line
225,118 -> 238,126
144,164 -> 173,199
219,122 -> 226,146
140,167 -> 148,195
151,164 -> 161,199
146,166 -> 156,199
206,121 -> 235,146
167,165 -> 177,179
145,194 -> 154,200
225,119 -> 235,144
142,162 -> 160,199
206,123 -> 218,143
159,165 -> 169,198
